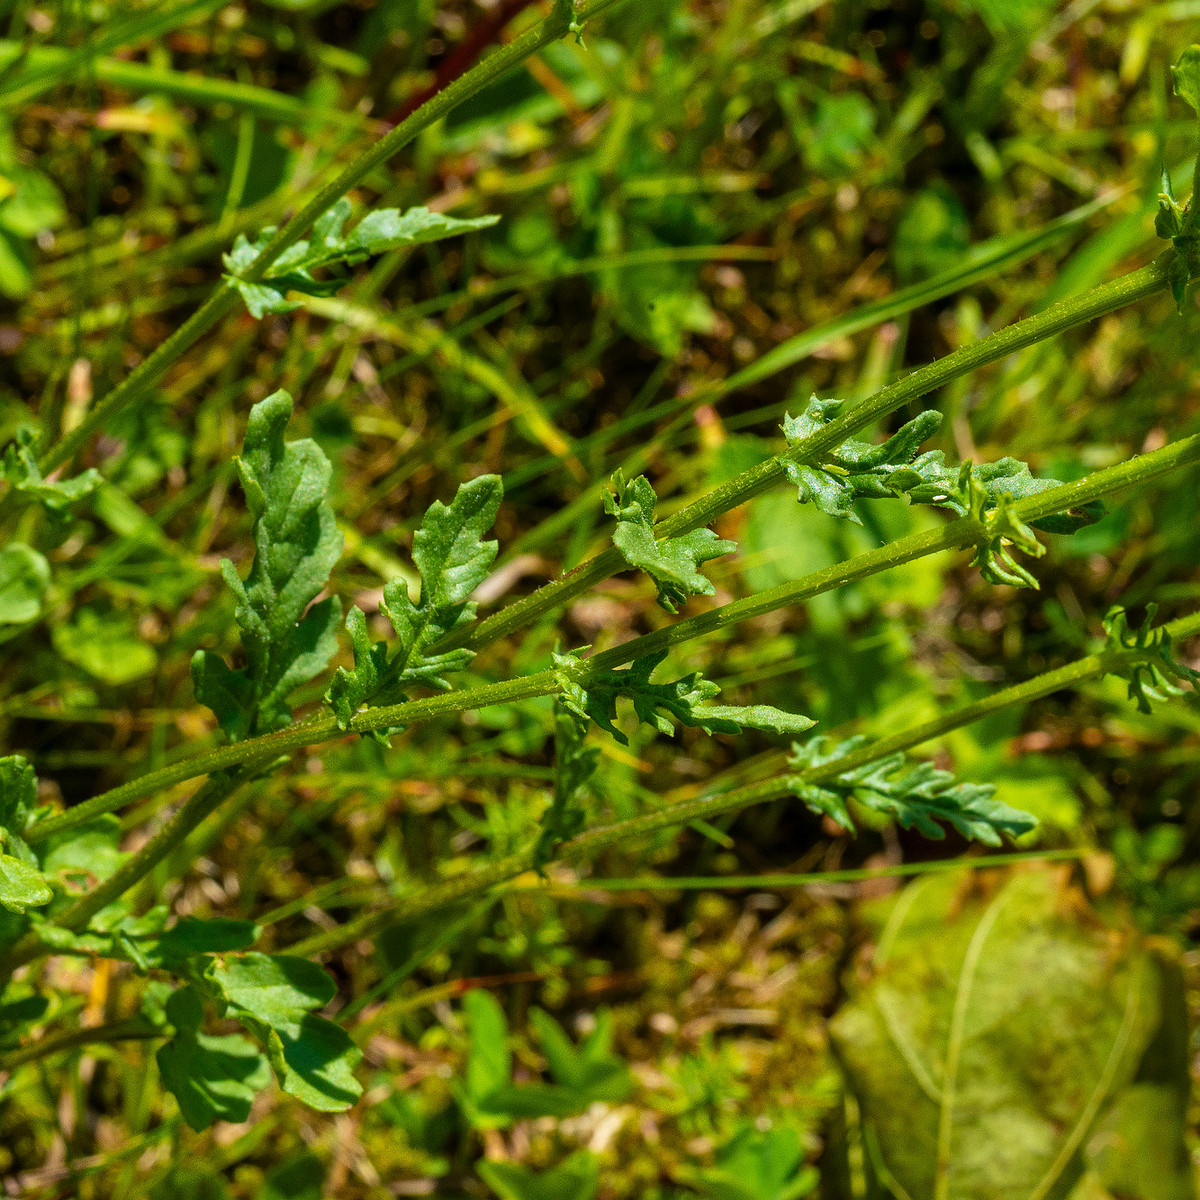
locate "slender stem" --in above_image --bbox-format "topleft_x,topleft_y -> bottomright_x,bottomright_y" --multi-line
442,257 -> 1176,656
290,856 -> 531,957
539,849 -> 1088,892
27,432 -> 1200,846
1,773 -> 247,976
41,286 -> 241,472
59,771 -> 236,926
0,1018 -> 159,1072
38,0 -> 629,474
655,258 -> 1174,539
289,607 -> 1200,958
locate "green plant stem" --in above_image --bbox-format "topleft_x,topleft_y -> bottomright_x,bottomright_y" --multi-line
58,772 -> 242,929
26,432 -> 1200,847
0,773 -> 248,977
440,255 -> 1176,656
0,1017 -> 160,1072
289,607 -> 1200,958
534,849 -> 1088,891
37,0 -> 629,475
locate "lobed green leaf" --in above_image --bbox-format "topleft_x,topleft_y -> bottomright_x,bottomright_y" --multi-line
787,734 -> 1037,845
157,985 -> 271,1131
192,390 -> 343,741
1158,48 -> 1200,311
205,953 -> 363,1112
605,469 -> 737,612
781,397 -> 1103,534
1103,604 -> 1200,713
224,199 -> 499,318
326,474 -> 502,741
2,427 -> 101,511
556,649 -> 813,747
0,756 -> 51,915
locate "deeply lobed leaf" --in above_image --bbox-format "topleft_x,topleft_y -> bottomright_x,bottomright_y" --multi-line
224,198 -> 499,318
2,427 -> 101,511
1103,604 -> 1200,713
781,397 -> 1103,534
605,469 -> 737,612
555,649 -> 813,747
326,474 -> 502,741
788,734 -> 1037,845
192,391 -> 343,741
1157,47 -> 1200,311
533,705 -> 599,869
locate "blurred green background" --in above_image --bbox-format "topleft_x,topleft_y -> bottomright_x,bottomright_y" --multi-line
1,0 -> 1200,1195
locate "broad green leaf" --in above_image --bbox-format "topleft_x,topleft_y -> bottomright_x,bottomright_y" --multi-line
205,953 -> 362,1112
157,986 -> 271,1131
224,199 -> 498,318
1102,604 -> 1200,713
781,398 -> 1103,534
0,754 -> 36,831
829,870 -> 1191,1199
1170,45 -> 1200,116
36,814 -> 126,889
478,1151 -> 599,1200
209,952 -> 335,1020
0,165 -> 65,237
462,987 -> 512,1104
192,390 -> 343,741
528,1007 -> 631,1103
787,735 -> 1036,844
141,917 -> 260,966
605,469 -> 737,613
52,607 -> 157,684
681,1127 -> 818,1200
0,853 -> 52,914
326,474 -> 501,739
2,427 -> 101,511
556,649 -> 814,747
0,542 -> 50,624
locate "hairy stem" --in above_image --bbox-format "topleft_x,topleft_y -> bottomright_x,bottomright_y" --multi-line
441,256 -> 1176,655
27,431 -> 1200,846
38,0 -> 629,474
289,606 -> 1200,958
0,772 -> 248,976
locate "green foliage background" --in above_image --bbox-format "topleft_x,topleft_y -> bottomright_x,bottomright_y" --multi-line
0,0 -> 1199,1196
